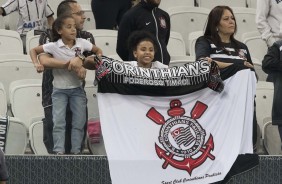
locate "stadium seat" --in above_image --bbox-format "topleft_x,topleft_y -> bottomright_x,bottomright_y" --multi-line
29,118 -> 49,155
255,81 -> 274,139
167,31 -> 186,56
263,119 -> 281,155
87,29 -> 118,56
81,4 -> 96,30
5,117 -> 27,154
25,30 -> 40,54
246,0 -> 257,8
196,0 -> 247,9
0,17 -> 5,29
0,29 -> 23,54
167,6 -> 210,55
3,11 -> 19,31
169,55 -> 196,67
9,79 -> 44,129
188,31 -> 203,56
242,31 -> 268,63
0,54 -> 42,102
159,0 -> 195,11
0,82 -> 7,116
85,80 -> 99,120
252,57 -> 267,81
232,7 -> 257,42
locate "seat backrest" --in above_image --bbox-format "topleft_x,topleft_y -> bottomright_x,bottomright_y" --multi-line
5,117 -> 27,154
29,119 -> 49,155
167,6 -> 209,55
85,80 -> 99,119
255,81 -> 274,138
82,5 -> 96,30
0,16 -> 5,29
0,29 -> 23,54
9,79 -> 44,129
252,57 -> 267,81
167,31 -> 186,56
232,7 -> 257,42
25,30 -> 40,54
196,0 -> 247,8
246,0 -> 257,8
3,11 -> 19,31
169,55 -> 196,67
188,30 -> 204,56
87,29 -> 118,55
242,31 -> 268,63
0,82 -> 7,116
0,54 -> 42,102
159,0 -> 195,11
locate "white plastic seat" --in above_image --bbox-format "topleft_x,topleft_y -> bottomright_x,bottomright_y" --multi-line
0,17 -> 5,29
188,31 -> 203,56
108,54 -> 122,61
85,80 -> 99,120
25,30 -> 40,54
246,0 -> 257,8
29,118 -> 49,155
0,29 -> 23,54
167,6 -> 210,55
169,55 -> 196,67
87,29 -> 118,56
5,117 -> 27,154
9,79 -> 44,129
0,82 -> 7,116
0,54 -> 42,102
232,8 -> 257,42
159,0 -> 195,11
3,11 -> 19,31
196,0 -> 247,9
242,31 -> 268,63
255,81 -> 274,139
81,4 -> 96,30
252,57 -> 267,81
263,120 -> 281,155
167,31 -> 186,56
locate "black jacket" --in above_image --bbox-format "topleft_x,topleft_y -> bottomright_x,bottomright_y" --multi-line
116,0 -> 171,65
262,40 -> 282,125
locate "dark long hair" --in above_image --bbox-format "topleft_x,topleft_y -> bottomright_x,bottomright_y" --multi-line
51,15 -> 74,42
204,6 -> 239,47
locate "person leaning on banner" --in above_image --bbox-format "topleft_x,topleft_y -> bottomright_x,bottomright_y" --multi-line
0,149 -> 8,184
262,40 -> 282,146
32,0 -> 97,154
116,0 -> 171,66
194,6 -> 258,151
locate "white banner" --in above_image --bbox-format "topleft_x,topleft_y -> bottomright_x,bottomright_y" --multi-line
97,69 -> 256,184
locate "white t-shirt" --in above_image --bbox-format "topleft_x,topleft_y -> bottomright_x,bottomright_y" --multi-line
1,0 -> 54,35
43,38 -> 93,89
125,61 -> 168,69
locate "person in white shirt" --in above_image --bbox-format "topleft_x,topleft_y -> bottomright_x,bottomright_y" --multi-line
256,0 -> 282,47
29,15 -> 102,154
126,30 -> 168,69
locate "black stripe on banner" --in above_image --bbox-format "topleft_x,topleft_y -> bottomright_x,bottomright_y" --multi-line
96,56 -> 224,96
0,117 -> 8,153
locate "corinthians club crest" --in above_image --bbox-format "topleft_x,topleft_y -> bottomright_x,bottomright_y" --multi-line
146,99 -> 215,175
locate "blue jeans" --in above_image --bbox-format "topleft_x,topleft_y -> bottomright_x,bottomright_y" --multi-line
52,87 -> 87,154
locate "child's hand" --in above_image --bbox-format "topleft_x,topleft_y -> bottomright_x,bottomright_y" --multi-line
34,63 -> 44,73
77,67 -> 87,80
68,57 -> 83,72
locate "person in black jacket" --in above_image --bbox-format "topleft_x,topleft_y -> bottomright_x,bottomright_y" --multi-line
116,0 -> 171,65
262,40 -> 282,141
